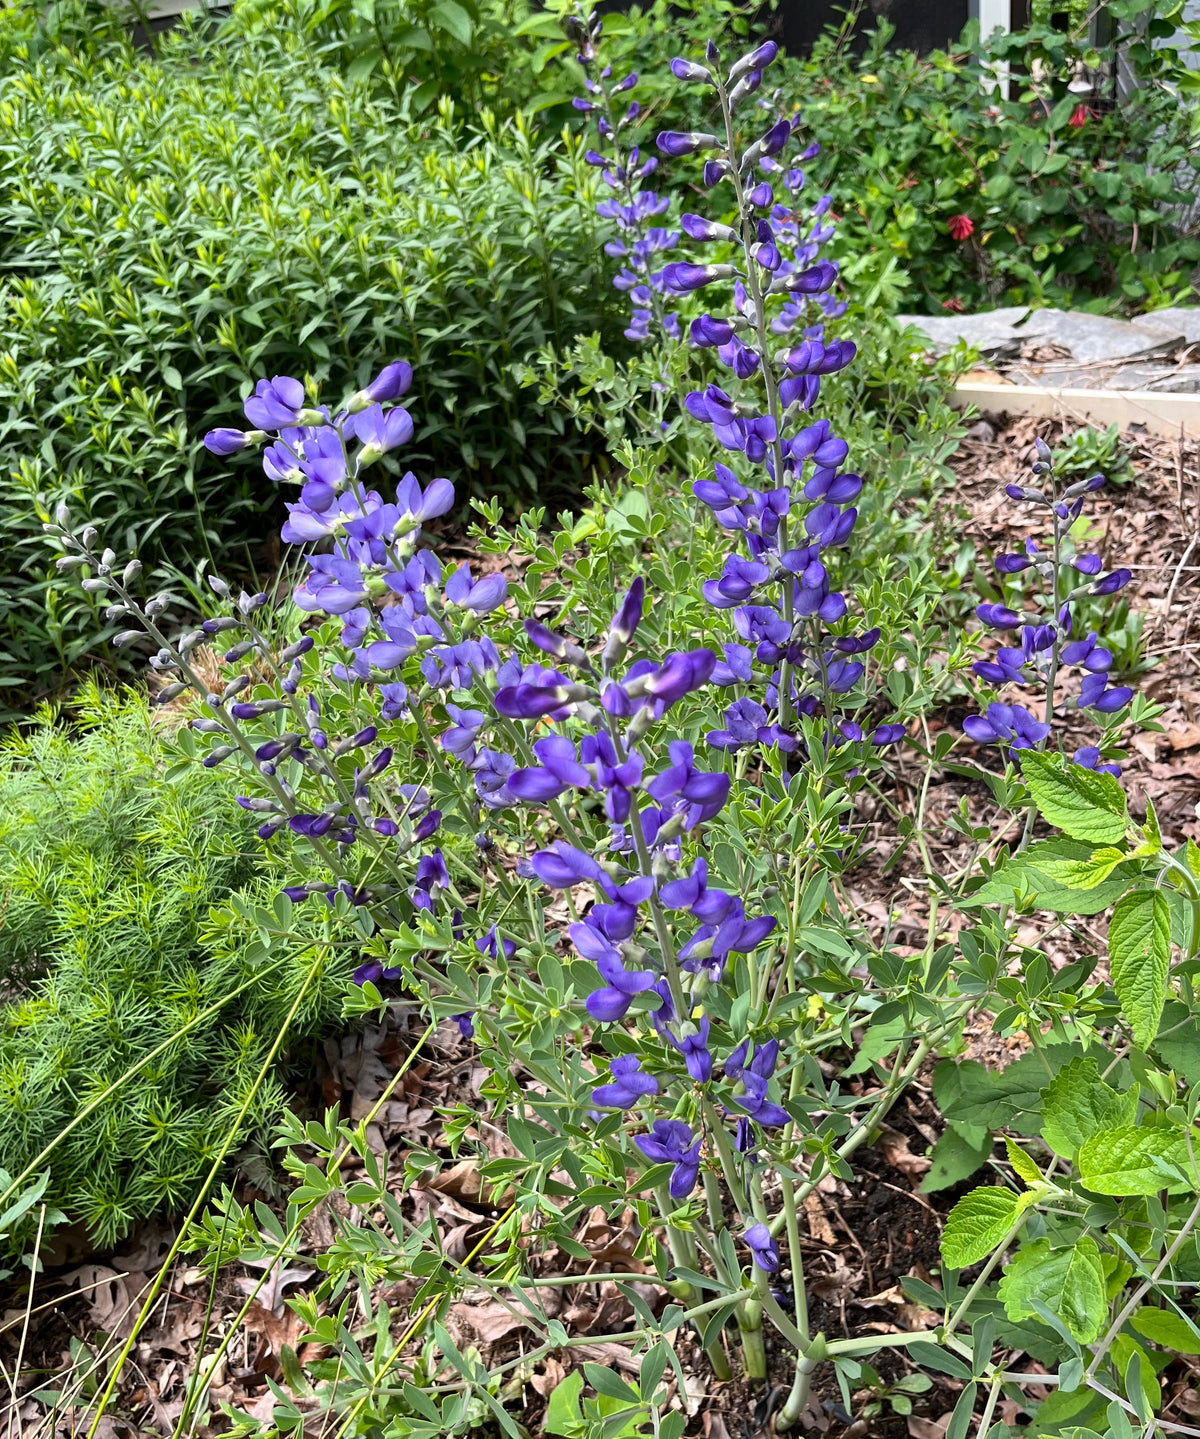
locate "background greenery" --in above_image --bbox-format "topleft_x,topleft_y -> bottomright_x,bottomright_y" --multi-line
0,683 -> 348,1248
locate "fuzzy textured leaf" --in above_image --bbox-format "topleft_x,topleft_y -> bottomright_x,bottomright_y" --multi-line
998,1237 -> 1107,1343
1040,1057 -> 1139,1161
1109,889 -> 1172,1047
941,1187 -> 1022,1270
1019,751 -> 1128,844
1079,1125 -> 1199,1196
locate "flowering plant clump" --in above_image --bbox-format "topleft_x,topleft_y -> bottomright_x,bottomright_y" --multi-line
963,436 -> 1136,776
42,25 -> 1198,1439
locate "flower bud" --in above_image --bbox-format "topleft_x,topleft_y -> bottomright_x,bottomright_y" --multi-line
112,629 -> 143,648
155,683 -> 188,703
55,500 -> 71,528
81,577 -> 110,593
670,57 -> 714,84
203,745 -> 237,768
80,526 -> 98,550
222,675 -> 251,699
105,603 -> 130,620
56,555 -> 85,572
122,558 -> 142,585
209,575 -> 231,598
281,635 -> 315,662
1034,437 -> 1053,464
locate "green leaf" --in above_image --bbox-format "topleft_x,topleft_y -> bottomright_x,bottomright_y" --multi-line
582,1364 -> 638,1404
997,1237 -> 1107,1343
1109,889 -> 1172,1047
1005,1137 -> 1042,1185
1019,751 -> 1129,844
921,1126 -> 993,1193
964,837 -> 1138,915
544,1370 -> 584,1437
1033,845 -> 1127,890
1129,1306 -> 1200,1354
429,0 -> 473,44
941,1187 -> 1021,1269
1040,1057 -> 1139,1162
1078,1125 -> 1199,1196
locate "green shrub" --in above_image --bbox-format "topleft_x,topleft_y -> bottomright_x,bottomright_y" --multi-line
0,21 -> 619,711
779,9 -> 1200,314
0,683 -> 352,1250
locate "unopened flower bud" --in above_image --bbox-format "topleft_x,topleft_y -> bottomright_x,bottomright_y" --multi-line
155,683 -> 188,703
122,558 -> 142,585
222,675 -> 251,699
209,575 -> 231,598
203,745 -> 237,768
1034,437 -> 1053,464
111,629 -> 143,648
80,526 -> 98,550
81,577 -> 110,593
56,555 -> 85,572
55,500 -> 71,528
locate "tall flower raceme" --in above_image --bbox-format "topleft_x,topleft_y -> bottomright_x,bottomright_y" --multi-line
963,437 -> 1134,778
563,7 -> 681,345
48,363 -> 518,949
489,580 -> 797,1380
655,40 -> 906,758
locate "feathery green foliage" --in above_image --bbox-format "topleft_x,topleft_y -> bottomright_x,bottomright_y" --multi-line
0,683 -> 353,1250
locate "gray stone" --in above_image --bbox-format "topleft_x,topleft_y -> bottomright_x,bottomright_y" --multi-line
1144,307 -> 1200,347
895,307 -> 1031,359
1012,308 -> 1186,364
896,305 -> 1192,365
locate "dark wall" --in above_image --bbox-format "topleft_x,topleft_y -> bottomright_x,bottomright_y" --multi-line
775,0 -> 971,55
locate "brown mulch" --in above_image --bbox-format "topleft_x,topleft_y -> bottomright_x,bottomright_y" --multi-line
3,418 -> 1198,1439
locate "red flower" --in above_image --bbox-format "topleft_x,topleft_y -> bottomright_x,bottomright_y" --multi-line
948,214 -> 975,241
1068,104 -> 1089,128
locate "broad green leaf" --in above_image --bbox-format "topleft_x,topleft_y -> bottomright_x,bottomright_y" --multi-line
1152,1000 -> 1200,1085
964,837 -> 1138,915
429,0 -> 473,44
1109,889 -> 1171,1047
1129,1306 -> 1200,1353
1040,1057 -> 1139,1161
583,1363 -> 638,1403
941,1187 -> 1021,1269
1078,1125 -> 1199,1196
1019,751 -> 1128,844
921,1126 -> 993,1193
997,1237 -> 1107,1343
544,1370 -> 584,1437
1033,846 -> 1127,890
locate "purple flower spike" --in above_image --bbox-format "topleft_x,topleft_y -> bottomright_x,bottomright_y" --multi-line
668,1017 -> 713,1083
976,602 -> 1022,630
204,428 -> 255,455
1090,569 -> 1131,596
670,57 -> 714,83
744,1222 -> 779,1272
634,1120 -> 702,1199
359,361 -> 413,404
592,1054 -> 659,1109
244,375 -> 306,430
964,702 -> 1052,754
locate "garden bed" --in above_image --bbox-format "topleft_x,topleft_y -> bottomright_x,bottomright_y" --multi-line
7,414 -> 1197,1439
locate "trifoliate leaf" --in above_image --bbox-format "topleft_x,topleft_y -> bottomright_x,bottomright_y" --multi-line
1040,1057 -> 1139,1161
998,1237 -> 1107,1343
1109,889 -> 1172,1047
941,1187 -> 1021,1270
1078,1125 -> 1199,1196
1019,751 -> 1129,844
